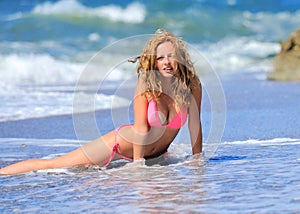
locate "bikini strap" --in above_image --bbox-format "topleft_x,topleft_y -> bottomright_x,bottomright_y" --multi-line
103,125 -> 133,168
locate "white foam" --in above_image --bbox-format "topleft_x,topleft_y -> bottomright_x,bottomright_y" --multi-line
88,33 -> 101,42
0,47 -> 136,122
0,51 -> 137,86
0,138 -> 85,145
224,138 -> 300,146
0,87 -> 131,122
92,2 -> 146,24
0,53 -> 84,85
243,10 -> 300,40
32,0 -> 86,15
32,0 -> 146,24
198,37 -> 280,74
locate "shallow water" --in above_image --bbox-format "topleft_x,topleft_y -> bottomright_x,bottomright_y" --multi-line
1,138 -> 300,213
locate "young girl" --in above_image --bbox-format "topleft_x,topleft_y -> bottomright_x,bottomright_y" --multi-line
0,29 -> 203,175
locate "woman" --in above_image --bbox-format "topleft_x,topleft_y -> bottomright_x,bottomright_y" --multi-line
0,29 -> 203,175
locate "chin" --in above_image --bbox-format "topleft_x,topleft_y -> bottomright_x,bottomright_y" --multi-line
159,71 -> 173,77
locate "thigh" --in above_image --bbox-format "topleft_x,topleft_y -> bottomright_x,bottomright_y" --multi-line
52,130 -> 118,168
78,125 -> 138,166
80,130 -> 118,166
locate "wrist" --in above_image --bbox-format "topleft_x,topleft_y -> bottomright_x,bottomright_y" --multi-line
127,158 -> 145,167
134,157 -> 145,162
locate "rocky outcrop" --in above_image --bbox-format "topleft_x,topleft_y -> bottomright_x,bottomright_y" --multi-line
268,28 -> 300,81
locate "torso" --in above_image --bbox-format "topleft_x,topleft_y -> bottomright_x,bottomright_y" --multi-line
118,125 -> 180,159
117,93 -> 186,159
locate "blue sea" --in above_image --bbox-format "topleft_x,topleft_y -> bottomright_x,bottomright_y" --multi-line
1,0 -> 300,213
0,0 -> 299,121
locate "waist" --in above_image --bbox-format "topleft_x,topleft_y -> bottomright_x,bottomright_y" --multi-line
144,148 -> 168,159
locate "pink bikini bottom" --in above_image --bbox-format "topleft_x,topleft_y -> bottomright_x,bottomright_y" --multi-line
103,124 -> 168,167
103,124 -> 133,167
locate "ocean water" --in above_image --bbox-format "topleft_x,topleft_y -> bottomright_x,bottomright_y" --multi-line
1,138 -> 300,213
1,0 -> 299,121
1,0 -> 300,213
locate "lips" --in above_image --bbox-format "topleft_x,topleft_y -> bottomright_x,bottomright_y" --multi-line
163,67 -> 173,73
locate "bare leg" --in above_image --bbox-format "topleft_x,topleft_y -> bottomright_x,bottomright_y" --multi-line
0,131 -> 118,176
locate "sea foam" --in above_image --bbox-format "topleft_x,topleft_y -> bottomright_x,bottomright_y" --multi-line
0,53 -> 83,85
32,0 -> 146,24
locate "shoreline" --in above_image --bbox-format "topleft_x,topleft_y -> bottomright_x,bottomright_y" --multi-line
0,71 -> 299,141
221,71 -> 300,140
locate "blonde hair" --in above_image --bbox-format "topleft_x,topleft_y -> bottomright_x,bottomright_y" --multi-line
131,29 -> 200,107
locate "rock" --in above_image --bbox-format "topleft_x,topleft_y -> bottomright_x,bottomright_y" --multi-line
268,28 -> 300,81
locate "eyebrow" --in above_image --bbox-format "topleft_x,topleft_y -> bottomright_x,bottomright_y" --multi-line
156,53 -> 173,58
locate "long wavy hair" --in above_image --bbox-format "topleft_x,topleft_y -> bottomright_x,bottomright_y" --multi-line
131,29 -> 200,107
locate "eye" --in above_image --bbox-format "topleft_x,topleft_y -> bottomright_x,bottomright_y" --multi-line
156,56 -> 164,61
167,53 -> 173,58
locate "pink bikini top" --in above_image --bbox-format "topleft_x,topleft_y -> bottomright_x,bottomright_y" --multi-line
147,99 -> 188,129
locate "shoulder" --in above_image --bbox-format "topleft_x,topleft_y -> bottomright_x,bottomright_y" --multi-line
135,77 -> 153,102
188,79 -> 202,109
191,79 -> 202,97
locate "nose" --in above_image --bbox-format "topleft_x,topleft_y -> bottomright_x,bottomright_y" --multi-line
163,56 -> 171,64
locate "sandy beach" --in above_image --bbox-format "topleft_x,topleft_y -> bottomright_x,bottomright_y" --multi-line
221,71 -> 300,140
1,71 -> 299,142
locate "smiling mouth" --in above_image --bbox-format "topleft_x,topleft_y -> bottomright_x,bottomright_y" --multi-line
163,67 -> 173,73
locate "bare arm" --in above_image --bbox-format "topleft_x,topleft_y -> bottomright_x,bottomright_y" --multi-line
132,77 -> 150,160
188,82 -> 203,155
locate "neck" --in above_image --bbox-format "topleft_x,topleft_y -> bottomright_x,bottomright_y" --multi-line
159,76 -> 175,98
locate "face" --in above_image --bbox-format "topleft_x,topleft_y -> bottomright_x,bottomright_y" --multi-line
156,41 -> 176,77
